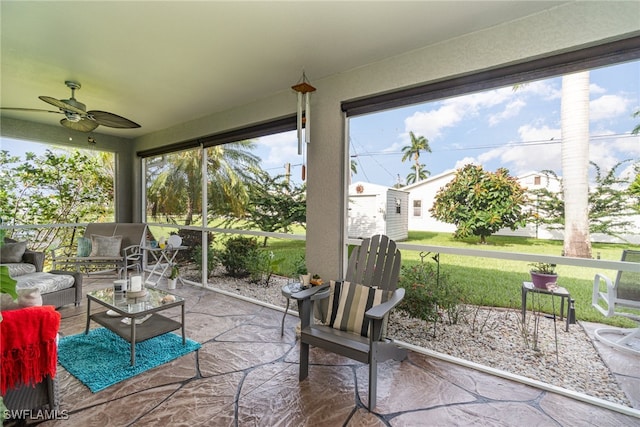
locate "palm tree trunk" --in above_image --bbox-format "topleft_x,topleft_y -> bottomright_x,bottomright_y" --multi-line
561,71 -> 592,258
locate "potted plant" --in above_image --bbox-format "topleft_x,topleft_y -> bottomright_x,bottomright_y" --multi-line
529,262 -> 558,289
168,265 -> 179,290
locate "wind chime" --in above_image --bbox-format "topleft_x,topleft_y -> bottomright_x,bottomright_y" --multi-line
291,72 -> 316,181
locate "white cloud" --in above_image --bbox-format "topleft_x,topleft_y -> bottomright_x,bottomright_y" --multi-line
516,80 -> 561,100
590,94 -> 631,121
489,99 -> 526,126
590,83 -> 607,95
453,157 -> 479,170
257,132 -> 299,168
518,124 -> 560,142
403,87 -> 515,141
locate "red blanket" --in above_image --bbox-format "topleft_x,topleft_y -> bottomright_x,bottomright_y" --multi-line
1,305 -> 61,394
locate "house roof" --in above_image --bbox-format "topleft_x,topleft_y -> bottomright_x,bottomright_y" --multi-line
0,1 -> 567,139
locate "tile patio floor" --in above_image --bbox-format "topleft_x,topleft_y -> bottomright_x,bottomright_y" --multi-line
40,278 -> 640,426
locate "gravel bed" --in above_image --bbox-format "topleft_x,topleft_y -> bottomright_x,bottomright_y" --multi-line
195,271 -> 630,407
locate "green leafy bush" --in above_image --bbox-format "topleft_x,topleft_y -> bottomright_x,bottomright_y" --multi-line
249,250 -> 284,286
398,261 -> 466,328
220,236 -> 259,278
193,244 -> 218,278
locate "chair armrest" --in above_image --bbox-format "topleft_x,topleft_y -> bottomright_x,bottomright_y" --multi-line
22,250 -> 45,272
291,283 -> 330,301
365,288 -> 405,320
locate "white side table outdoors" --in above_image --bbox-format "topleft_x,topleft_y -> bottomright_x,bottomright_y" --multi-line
142,245 -> 188,287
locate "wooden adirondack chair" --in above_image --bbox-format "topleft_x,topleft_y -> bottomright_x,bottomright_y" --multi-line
293,234 -> 407,410
592,249 -> 640,355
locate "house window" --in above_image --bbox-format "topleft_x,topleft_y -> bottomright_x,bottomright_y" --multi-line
413,200 -> 422,217
395,198 -> 401,214
534,176 -> 541,185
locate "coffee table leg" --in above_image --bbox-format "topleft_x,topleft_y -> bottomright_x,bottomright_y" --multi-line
85,298 -> 91,334
131,319 -> 136,366
181,303 -> 186,345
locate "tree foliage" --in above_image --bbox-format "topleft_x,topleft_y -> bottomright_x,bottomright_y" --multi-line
0,148 -> 114,251
530,161 -> 639,240
430,164 -> 528,244
145,141 -> 261,225
244,172 -> 306,246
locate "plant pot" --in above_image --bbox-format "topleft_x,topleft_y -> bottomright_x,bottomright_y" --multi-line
168,278 -> 177,290
530,271 -> 557,289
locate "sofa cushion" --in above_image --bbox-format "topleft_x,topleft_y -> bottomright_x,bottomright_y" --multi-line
89,235 -> 122,257
1,263 -> 37,278
15,272 -> 75,295
0,242 -> 27,263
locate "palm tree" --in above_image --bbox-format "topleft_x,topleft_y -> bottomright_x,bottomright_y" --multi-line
405,163 -> 429,185
206,142 -> 261,218
561,71 -> 592,258
401,131 -> 431,183
147,141 -> 260,226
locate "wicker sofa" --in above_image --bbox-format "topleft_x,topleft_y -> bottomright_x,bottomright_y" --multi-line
1,238 -> 82,308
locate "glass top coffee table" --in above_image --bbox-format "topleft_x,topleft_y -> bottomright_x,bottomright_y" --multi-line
85,286 -> 186,365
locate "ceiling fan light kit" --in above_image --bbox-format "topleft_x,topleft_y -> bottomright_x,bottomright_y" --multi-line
3,80 -> 141,132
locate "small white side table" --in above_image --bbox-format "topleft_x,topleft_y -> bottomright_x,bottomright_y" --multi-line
142,245 -> 188,286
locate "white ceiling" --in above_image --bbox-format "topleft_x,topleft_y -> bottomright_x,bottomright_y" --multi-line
1,1 -> 566,139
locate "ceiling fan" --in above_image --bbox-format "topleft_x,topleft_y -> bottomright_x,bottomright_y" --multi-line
2,80 -> 141,132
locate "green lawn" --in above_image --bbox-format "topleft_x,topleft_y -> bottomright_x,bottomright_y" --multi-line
152,223 -> 638,328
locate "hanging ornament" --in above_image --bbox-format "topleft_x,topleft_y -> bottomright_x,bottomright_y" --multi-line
291,71 -> 316,158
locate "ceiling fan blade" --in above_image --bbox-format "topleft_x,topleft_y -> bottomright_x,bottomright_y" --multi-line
60,118 -> 99,132
39,96 -> 86,115
0,107 -> 63,114
88,110 -> 141,129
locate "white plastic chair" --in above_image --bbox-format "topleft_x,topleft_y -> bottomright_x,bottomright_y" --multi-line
592,249 -> 640,355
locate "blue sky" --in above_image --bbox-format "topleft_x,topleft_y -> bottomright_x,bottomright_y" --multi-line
257,59 -> 640,187
4,60 -> 639,188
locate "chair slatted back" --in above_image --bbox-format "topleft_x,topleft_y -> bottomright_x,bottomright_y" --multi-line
616,249 -> 640,303
345,234 -> 401,292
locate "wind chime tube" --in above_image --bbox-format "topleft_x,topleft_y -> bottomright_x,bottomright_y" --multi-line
297,92 -> 303,155
304,92 -> 311,144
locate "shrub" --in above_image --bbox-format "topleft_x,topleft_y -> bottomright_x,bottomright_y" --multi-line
220,236 -> 259,278
248,250 -> 284,286
398,261 -> 466,330
192,244 -> 218,278
398,263 -> 440,324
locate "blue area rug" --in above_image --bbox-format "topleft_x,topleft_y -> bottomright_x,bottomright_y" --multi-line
58,328 -> 201,393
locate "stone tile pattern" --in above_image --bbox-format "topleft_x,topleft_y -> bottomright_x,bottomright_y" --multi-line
40,279 -> 639,426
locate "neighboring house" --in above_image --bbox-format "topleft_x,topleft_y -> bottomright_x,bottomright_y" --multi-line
402,170 -> 639,244
348,182 -> 408,241
403,170 -> 456,234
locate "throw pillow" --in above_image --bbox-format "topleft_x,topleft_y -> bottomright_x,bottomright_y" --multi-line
325,280 -> 387,337
89,235 -> 123,257
0,293 -> 19,311
76,236 -> 92,257
18,288 -> 43,308
0,241 -> 27,263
